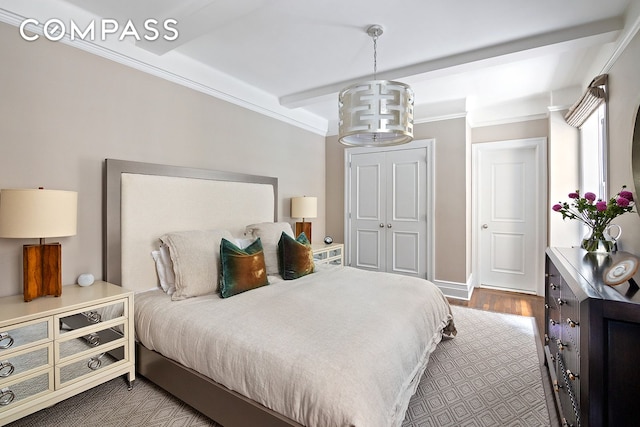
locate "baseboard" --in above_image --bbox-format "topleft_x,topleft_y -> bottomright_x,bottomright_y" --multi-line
433,276 -> 474,300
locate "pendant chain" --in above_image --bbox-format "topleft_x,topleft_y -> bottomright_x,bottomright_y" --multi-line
372,34 -> 378,80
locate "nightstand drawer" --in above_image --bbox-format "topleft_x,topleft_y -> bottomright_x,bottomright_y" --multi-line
0,319 -> 52,357
314,247 -> 342,260
0,370 -> 53,413
0,343 -> 52,385
56,343 -> 127,388
57,322 -> 125,362
57,299 -> 127,338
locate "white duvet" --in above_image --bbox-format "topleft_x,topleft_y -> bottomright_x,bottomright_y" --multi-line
135,265 -> 456,427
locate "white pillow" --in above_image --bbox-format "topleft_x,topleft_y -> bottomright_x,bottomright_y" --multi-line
160,229 -> 233,300
234,237 -> 255,249
151,243 -> 176,295
245,222 -> 294,275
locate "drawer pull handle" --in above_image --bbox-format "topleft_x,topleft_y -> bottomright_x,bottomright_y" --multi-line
566,318 -> 579,328
88,353 -> 105,370
566,369 -> 579,381
544,303 -> 549,309
83,311 -> 102,323
0,361 -> 14,377
550,283 -> 558,290
553,380 -> 562,392
544,334 -> 550,343
549,319 -> 558,326
85,333 -> 101,347
556,339 -> 567,351
0,388 -> 15,406
557,298 -> 565,306
0,333 -> 14,349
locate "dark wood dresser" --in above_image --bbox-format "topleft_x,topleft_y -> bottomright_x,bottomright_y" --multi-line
545,247 -> 640,427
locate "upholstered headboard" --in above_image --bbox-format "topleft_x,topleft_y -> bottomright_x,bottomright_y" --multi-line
104,159 -> 277,292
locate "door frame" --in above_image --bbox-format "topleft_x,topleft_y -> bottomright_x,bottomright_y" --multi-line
344,138 -> 435,281
471,137 -> 547,296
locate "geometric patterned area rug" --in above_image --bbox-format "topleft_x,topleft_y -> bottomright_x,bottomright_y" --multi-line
402,306 -> 550,427
7,306 -> 550,427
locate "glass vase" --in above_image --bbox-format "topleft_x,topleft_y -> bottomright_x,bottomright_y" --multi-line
581,229 -> 614,253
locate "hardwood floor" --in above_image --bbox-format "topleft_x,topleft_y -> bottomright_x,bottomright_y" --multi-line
447,287 -> 545,341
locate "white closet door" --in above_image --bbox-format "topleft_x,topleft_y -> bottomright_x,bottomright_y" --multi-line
349,148 -> 427,278
350,152 -> 386,272
385,149 -> 427,277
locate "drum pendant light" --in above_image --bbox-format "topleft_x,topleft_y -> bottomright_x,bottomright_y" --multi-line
338,25 -> 414,147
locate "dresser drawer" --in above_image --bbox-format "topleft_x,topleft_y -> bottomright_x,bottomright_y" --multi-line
0,319 -> 52,357
56,343 -> 127,388
56,322 -> 125,362
0,343 -> 52,386
57,299 -> 127,338
557,353 -> 580,427
0,370 -> 53,413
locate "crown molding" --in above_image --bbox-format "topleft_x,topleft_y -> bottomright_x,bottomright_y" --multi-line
467,112 -> 549,128
598,5 -> 640,74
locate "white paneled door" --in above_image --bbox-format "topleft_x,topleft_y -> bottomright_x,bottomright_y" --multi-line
475,139 -> 545,294
349,148 -> 427,278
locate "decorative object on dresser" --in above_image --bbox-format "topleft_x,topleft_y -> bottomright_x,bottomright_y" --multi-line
338,24 -> 414,147
290,196 -> 317,243
545,247 -> 640,427
603,256 -> 639,286
76,273 -> 95,287
552,187 -> 634,253
0,281 -> 135,426
0,188 -> 78,302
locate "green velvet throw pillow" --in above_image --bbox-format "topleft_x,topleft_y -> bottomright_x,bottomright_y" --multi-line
220,238 -> 269,298
277,232 -> 314,280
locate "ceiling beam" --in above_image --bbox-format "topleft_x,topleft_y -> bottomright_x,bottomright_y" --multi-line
279,17 -> 623,108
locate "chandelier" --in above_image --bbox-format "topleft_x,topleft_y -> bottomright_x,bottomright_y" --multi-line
338,25 -> 414,147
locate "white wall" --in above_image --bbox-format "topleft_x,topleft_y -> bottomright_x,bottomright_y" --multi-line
0,22 -> 326,297
606,26 -> 640,255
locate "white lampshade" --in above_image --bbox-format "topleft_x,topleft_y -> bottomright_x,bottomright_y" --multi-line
0,188 -> 78,238
291,196 -> 317,219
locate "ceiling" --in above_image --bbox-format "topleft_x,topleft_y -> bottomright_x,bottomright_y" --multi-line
1,0 -> 638,135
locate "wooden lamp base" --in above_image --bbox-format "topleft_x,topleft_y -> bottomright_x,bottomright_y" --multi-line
23,243 -> 62,302
295,221 -> 312,243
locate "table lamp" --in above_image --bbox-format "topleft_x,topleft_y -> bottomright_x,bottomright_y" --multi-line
0,188 -> 78,302
291,196 -> 317,243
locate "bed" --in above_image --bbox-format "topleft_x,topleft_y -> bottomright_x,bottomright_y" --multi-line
103,159 -> 455,427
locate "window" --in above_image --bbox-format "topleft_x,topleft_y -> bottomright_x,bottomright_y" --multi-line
579,103 -> 607,199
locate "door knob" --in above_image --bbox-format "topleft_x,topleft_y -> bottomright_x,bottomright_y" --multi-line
379,223 -> 384,228
482,224 -> 488,229
387,224 -> 392,228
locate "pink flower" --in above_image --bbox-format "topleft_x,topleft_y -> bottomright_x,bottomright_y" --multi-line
552,204 -> 562,211
617,197 -> 630,207
620,190 -> 634,201
584,192 -> 596,202
568,192 -> 579,199
596,201 -> 607,211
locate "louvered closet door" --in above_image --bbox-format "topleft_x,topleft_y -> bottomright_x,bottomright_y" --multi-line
349,148 -> 427,278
